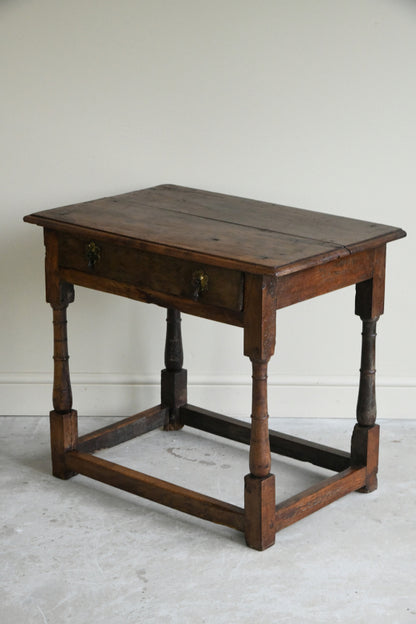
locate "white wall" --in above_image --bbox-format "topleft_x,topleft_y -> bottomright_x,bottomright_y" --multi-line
1,0 -> 414,419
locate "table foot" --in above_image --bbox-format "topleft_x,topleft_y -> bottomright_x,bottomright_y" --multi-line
351,423 -> 380,493
244,473 -> 276,550
161,369 -> 187,430
50,409 -> 78,479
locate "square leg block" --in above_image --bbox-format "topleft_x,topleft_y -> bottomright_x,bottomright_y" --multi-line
351,424 -> 380,493
244,473 -> 276,551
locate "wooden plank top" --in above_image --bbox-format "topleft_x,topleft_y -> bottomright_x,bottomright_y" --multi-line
24,184 -> 406,275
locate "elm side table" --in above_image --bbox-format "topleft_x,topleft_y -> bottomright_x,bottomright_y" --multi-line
24,184 -> 406,550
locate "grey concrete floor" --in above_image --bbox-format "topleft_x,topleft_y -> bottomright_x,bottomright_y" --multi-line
1,416 -> 415,624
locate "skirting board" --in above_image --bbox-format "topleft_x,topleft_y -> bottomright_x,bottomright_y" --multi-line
1,373 -> 414,419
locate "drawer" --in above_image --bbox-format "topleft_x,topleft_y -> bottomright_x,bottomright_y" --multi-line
58,235 -> 244,312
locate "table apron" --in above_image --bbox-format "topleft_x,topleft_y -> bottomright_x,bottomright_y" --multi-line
276,246 -> 384,309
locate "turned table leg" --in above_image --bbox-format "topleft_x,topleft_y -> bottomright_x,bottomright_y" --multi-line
356,318 -> 378,428
243,274 -> 277,550
50,293 -> 78,479
44,229 -> 78,479
351,256 -> 385,493
161,308 -> 187,430
244,358 -> 276,550
351,316 -> 380,492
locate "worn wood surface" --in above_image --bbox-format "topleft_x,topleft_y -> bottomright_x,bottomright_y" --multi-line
242,274 -> 276,546
51,306 -> 73,414
241,272 -> 276,549
23,184 -> 406,549
276,246 -> 381,309
77,405 -> 169,453
351,424 -> 380,492
60,266 -> 244,326
355,246 -> 386,319
66,450 -> 245,532
181,405 -> 351,472
50,409 -> 78,479
57,234 -> 244,312
244,473 -> 276,550
243,273 -> 277,361
44,228 -> 78,479
24,184 -> 406,276
246,360 -> 271,478
274,466 -> 367,532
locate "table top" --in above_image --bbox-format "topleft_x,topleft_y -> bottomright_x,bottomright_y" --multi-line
24,184 -> 406,276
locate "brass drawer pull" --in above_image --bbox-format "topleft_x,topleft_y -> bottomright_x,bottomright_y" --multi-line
191,269 -> 208,300
86,241 -> 101,269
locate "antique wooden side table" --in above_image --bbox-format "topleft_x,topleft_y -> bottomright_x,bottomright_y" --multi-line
24,184 -> 406,550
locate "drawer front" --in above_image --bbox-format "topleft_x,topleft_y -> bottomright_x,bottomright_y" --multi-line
58,235 -> 244,312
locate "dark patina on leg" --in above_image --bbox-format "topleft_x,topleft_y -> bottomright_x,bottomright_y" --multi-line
161,308 -> 187,430
352,253 -> 385,492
